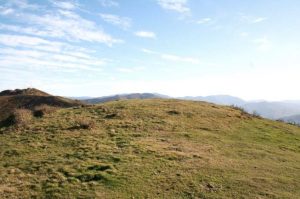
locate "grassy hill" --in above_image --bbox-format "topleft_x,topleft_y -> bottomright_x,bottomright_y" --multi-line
0,88 -> 83,122
0,99 -> 299,198
84,93 -> 169,104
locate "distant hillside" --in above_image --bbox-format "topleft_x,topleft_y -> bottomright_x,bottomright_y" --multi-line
280,114 -> 300,125
84,93 -> 169,104
181,95 -> 300,121
182,95 -> 246,106
0,88 -> 83,122
0,99 -> 299,198
242,101 -> 300,119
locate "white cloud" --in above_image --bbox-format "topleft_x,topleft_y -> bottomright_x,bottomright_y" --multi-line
0,34 -> 107,72
99,13 -> 131,29
99,0 -> 119,7
253,37 -> 272,52
5,0 -> 40,10
6,10 -> 122,46
197,18 -> 212,24
141,48 -> 200,64
0,47 -> 105,72
240,32 -> 249,37
0,34 -> 52,47
157,0 -> 190,14
141,48 -> 157,54
251,17 -> 267,23
135,31 -> 156,39
240,14 -> 267,24
0,7 -> 15,15
51,0 -> 78,10
116,67 -> 145,73
161,54 -> 200,64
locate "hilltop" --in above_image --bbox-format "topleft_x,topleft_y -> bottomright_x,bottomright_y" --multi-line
0,88 -> 50,96
0,88 -> 83,122
0,99 -> 299,198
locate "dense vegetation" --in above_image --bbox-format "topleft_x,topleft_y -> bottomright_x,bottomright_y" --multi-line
0,99 -> 299,198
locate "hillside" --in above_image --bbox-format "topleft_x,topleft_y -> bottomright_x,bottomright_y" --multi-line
0,99 -> 299,198
0,88 -> 83,122
84,93 -> 169,104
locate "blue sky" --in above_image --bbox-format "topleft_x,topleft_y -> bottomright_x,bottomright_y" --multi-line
0,0 -> 300,100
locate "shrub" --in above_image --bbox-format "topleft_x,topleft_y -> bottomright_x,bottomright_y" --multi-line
33,104 -> 57,117
74,117 -> 96,130
11,109 -> 33,128
251,111 -> 262,118
230,105 -> 248,114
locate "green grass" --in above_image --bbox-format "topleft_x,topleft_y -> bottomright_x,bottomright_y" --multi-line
0,99 -> 300,198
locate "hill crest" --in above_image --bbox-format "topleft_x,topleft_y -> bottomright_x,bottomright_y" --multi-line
0,88 -> 50,96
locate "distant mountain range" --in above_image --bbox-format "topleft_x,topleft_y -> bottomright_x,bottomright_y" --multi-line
181,95 -> 246,106
280,114 -> 300,124
77,93 -> 300,125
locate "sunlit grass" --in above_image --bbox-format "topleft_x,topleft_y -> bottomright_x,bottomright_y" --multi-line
1,99 -> 299,198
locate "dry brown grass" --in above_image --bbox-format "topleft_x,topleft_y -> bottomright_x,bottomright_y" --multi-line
74,116 -> 96,129
33,104 -> 57,117
11,109 -> 33,128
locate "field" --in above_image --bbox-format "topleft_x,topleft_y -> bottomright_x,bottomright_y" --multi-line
0,99 -> 300,198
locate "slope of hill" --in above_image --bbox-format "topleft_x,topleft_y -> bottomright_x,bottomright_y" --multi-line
84,93 -> 169,104
182,95 -> 246,106
0,88 -> 83,122
0,99 -> 299,198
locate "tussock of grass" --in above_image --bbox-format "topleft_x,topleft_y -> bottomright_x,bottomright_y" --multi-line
73,116 -> 96,130
0,99 -> 300,198
33,104 -> 57,118
10,109 -> 33,128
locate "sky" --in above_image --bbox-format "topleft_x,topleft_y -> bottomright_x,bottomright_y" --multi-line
0,0 -> 300,101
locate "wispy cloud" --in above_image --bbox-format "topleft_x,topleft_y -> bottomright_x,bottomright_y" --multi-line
99,0 -> 119,7
161,54 -> 200,64
142,48 -> 200,64
0,34 -> 65,52
240,14 -> 268,24
141,48 -> 157,54
135,31 -> 156,39
116,67 -> 145,73
240,32 -> 249,37
2,8 -> 122,46
50,0 -> 78,10
0,6 -> 15,15
157,0 -> 190,15
99,13 -> 131,29
0,47 -> 105,72
5,0 -> 41,10
196,18 -> 212,24
253,37 -> 272,52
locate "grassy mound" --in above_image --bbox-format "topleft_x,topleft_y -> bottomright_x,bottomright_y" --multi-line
0,99 -> 299,198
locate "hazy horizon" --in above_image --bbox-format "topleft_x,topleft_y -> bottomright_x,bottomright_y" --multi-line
1,0 -> 300,101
